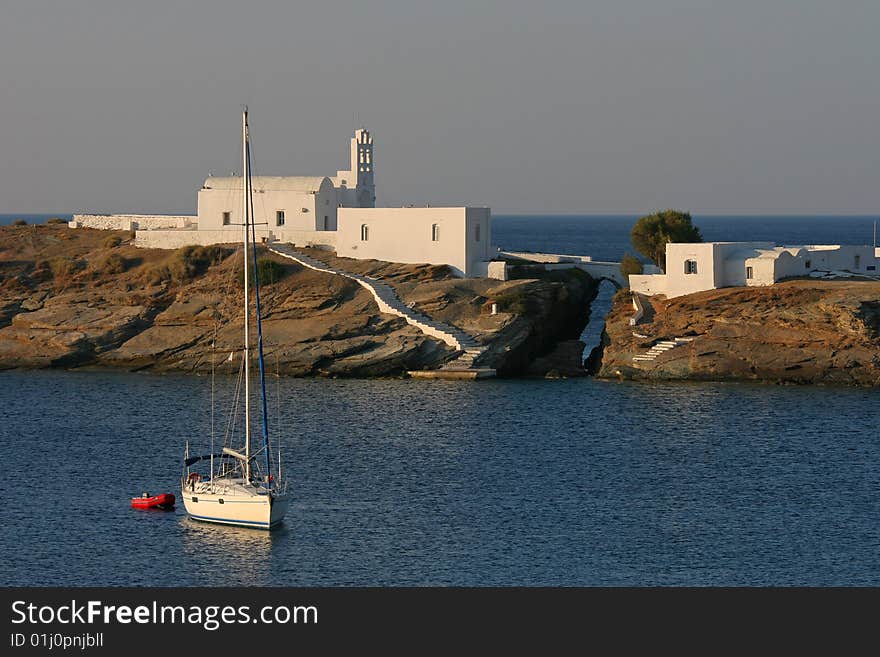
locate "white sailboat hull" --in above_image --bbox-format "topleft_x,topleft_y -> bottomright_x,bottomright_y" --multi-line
182,481 -> 291,530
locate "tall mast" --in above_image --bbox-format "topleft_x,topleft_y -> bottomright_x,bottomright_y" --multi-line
242,108 -> 251,482
247,138 -> 272,483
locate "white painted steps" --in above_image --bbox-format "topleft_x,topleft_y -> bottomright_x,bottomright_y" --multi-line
632,336 -> 695,363
267,243 -> 490,374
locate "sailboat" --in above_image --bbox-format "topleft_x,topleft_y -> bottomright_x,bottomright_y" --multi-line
181,108 -> 291,530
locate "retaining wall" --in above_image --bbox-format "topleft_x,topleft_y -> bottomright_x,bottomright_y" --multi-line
72,214 -> 196,231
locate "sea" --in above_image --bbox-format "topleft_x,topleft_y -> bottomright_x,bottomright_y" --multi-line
1,214 -> 878,586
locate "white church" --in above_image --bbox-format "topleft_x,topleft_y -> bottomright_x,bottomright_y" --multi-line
72,129 -> 496,278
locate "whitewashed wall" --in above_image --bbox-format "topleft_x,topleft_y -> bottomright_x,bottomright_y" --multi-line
337,207 -> 491,277
135,228 -> 337,250
197,180 -> 337,231
72,214 -> 195,230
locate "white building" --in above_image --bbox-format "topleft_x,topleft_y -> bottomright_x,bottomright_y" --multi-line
337,207 -> 492,277
72,127 -> 498,278
630,241 -> 878,298
198,175 -> 338,231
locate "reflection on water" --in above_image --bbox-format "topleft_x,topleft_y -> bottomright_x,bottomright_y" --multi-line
179,517 -> 283,586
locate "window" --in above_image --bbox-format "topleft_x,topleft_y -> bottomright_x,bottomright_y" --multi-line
854,255 -> 861,269
276,210 -> 285,227
360,224 -> 369,241
805,260 -> 811,269
746,266 -> 753,280
432,224 -> 440,242
325,199 -> 330,206
222,211 -> 231,226
475,224 -> 481,242
684,259 -> 698,275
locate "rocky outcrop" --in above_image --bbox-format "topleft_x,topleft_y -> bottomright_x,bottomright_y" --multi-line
0,225 -> 597,377
598,281 -> 880,386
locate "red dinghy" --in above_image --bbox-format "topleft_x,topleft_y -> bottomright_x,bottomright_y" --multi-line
131,493 -> 175,510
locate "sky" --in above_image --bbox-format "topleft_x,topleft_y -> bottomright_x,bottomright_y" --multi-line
1,0 -> 878,215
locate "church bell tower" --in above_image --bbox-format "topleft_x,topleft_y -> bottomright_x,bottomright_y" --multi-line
353,128 -> 375,207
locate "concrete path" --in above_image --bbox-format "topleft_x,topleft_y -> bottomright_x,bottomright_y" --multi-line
267,243 -> 489,372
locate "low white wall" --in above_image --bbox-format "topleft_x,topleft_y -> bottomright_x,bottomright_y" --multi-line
273,229 -> 337,249
135,227 -> 338,250
72,214 -> 196,230
135,229 -> 244,249
470,260 -> 509,280
630,293 -> 645,326
500,251 -> 594,264
629,274 -> 667,296
500,250 -> 625,285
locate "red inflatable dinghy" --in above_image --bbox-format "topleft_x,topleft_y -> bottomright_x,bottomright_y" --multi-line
131,493 -> 175,510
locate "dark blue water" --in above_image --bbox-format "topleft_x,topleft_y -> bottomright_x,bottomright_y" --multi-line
492,215 -> 879,262
0,213 -> 72,226
5,213 -> 876,265
1,370 -> 877,586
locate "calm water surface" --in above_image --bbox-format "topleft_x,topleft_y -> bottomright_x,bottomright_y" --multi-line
1,370 -> 877,586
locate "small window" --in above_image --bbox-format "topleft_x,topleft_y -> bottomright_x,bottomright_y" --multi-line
222,212 -> 231,226
475,224 -> 481,242
684,259 -> 698,275
854,255 -> 861,269
360,224 -> 369,241
218,499 -> 224,505
432,224 -> 440,241
805,260 -> 811,269
301,208 -> 309,213
325,199 -> 330,206
322,216 -> 328,230
276,210 -> 285,227
746,266 -> 753,280
191,497 -> 198,503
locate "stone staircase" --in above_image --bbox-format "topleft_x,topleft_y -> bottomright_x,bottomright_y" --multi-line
267,243 -> 490,374
632,337 -> 695,363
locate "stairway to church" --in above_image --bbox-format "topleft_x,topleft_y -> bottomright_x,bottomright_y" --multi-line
268,243 -> 492,376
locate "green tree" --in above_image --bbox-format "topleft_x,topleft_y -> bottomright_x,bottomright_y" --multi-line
620,253 -> 643,277
630,210 -> 702,270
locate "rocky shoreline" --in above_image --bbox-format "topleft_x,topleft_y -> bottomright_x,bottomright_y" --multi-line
597,282 -> 880,386
0,225 -> 598,377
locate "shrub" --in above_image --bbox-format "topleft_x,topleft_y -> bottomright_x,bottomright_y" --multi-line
103,235 -> 123,248
48,256 -> 83,286
620,253 -> 643,277
140,263 -> 174,286
12,219 -> 27,226
178,245 -> 233,278
256,258 -> 286,285
96,253 -> 127,275
46,217 -> 67,225
139,245 -> 232,286
495,289 -> 528,315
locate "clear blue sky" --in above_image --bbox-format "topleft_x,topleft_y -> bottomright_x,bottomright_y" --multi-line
1,0 -> 878,214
